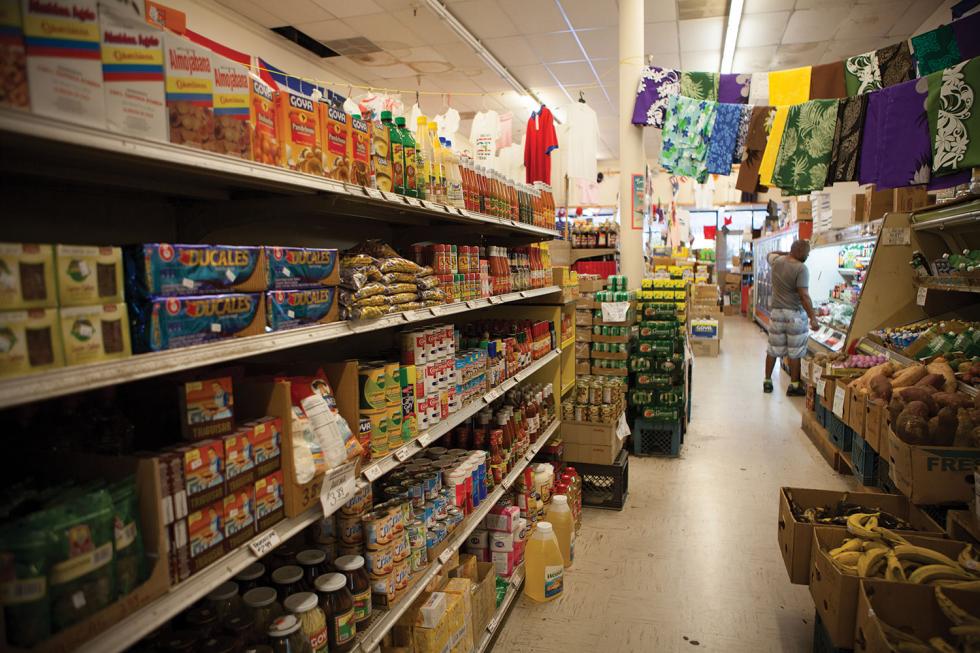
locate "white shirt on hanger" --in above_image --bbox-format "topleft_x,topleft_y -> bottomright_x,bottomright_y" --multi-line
469,109 -> 500,165
561,102 -> 599,181
435,107 -> 460,140
495,143 -> 525,180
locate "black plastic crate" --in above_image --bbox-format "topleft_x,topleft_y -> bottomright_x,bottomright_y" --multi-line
826,413 -> 853,452
850,432 -> 878,486
813,612 -> 852,653
815,402 -> 828,428
632,418 -> 682,456
876,459 -> 898,494
573,448 -> 629,510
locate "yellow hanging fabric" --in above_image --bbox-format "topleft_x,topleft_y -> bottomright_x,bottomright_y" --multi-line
759,106 -> 789,187
768,66 -> 812,105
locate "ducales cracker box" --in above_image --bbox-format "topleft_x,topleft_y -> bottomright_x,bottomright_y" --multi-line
163,32 -> 214,150
99,8 -> 166,140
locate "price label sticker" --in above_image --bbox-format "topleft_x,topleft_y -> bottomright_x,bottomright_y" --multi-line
601,301 -> 630,323
395,442 -> 420,462
405,309 -> 432,322
366,188 -> 383,200
488,296 -> 503,304
320,462 -> 357,516
487,616 -> 499,633
363,463 -> 384,482
833,387 -> 846,418
881,227 -> 911,246
438,549 -> 454,564
249,529 -> 281,557
421,200 -> 439,211
466,300 -> 479,309
916,286 -> 928,306
817,379 -> 826,397
405,197 -> 422,207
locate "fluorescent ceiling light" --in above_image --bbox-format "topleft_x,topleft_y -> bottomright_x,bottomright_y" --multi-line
719,0 -> 744,74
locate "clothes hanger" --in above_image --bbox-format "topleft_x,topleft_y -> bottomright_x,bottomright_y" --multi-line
578,91 -> 586,104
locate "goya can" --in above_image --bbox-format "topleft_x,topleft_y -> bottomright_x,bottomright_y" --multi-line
362,409 -> 388,457
358,362 -> 386,410
384,361 -> 400,406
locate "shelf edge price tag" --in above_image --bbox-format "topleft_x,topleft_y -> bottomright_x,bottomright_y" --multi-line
832,387 -> 846,418
320,462 -> 358,516
363,462 -> 384,483
395,442 -> 419,462
916,286 -> 928,306
366,188 -> 383,200
438,549 -> 454,565
249,528 -> 281,557
488,296 -> 502,304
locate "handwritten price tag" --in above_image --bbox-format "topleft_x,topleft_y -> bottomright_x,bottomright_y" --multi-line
320,463 -> 357,516
249,529 -> 281,557
395,442 -> 420,462
488,296 -> 503,304
601,301 -> 630,323
404,309 -> 432,322
832,387 -> 846,418
817,379 -> 826,398
916,286 -> 928,306
438,549 -> 454,564
363,464 -> 384,482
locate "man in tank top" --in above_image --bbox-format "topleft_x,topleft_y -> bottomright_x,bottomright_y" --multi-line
764,240 -> 818,396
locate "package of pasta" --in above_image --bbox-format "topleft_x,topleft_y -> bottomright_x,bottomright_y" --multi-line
378,257 -> 419,274
420,288 -> 446,302
388,292 -> 418,305
417,265 -> 434,277
381,272 -> 416,285
345,305 -> 386,320
416,275 -> 440,290
341,253 -> 376,267
340,267 -> 381,290
389,301 -> 422,313
341,282 -> 386,301
339,290 -> 387,308
384,282 -> 416,295
423,300 -> 443,308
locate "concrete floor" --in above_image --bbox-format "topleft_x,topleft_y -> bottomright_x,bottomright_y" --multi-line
493,316 -> 859,653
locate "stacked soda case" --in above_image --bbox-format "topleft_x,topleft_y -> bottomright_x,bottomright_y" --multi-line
589,279 -> 634,376
629,291 -> 686,423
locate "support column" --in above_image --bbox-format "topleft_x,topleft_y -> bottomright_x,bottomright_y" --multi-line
618,0 -> 645,288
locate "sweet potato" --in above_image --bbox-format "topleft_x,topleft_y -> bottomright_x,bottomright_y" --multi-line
896,411 -> 929,444
916,373 -> 945,390
894,387 -> 937,415
954,408 -> 976,447
926,358 -> 957,393
932,392 -> 973,410
904,401 -> 931,419
927,406 -> 958,446
850,362 -> 894,393
890,364 -> 927,388
869,375 -> 892,402
888,396 -> 907,426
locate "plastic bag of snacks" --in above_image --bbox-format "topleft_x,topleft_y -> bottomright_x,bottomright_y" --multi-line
416,275 -> 439,290
387,292 -> 418,305
290,407 -> 327,483
339,289 -> 388,307
283,371 -> 363,468
383,282 -> 417,295
389,302 -> 423,313
420,288 -> 446,302
109,478 -> 144,597
344,305 -> 387,320
381,272 -> 416,285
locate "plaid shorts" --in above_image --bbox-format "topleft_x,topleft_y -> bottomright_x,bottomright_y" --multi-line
768,308 -> 808,359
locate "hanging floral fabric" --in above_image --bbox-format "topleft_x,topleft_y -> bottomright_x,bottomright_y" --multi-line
659,94 -> 717,183
927,57 -> 980,177
680,71 -> 719,101
877,41 -> 915,88
718,73 -> 751,104
735,106 -> 775,193
706,103 -> 745,175
809,61 -> 846,99
912,23 -> 962,76
771,100 -> 839,194
759,106 -> 790,186
732,105 -> 753,164
858,78 -> 935,188
845,50 -> 882,96
768,66 -> 811,105
827,95 -> 868,183
952,11 -> 980,60
631,66 -> 680,128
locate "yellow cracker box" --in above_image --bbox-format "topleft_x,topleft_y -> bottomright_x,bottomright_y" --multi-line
55,244 -> 124,306
163,32 -> 214,150
0,243 -> 55,309
278,86 -> 322,174
211,52 -> 250,159
0,307 -> 63,377
1,0 -> 28,109
248,72 -> 278,166
58,302 -> 131,366
320,92 -> 351,182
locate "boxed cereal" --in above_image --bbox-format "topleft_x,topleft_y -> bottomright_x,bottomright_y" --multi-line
58,302 -> 132,365
245,416 -> 281,477
163,32 -> 214,150
254,469 -> 285,531
321,91 -> 350,182
99,8 -> 166,140
55,244 -> 124,306
129,293 -> 265,353
265,288 -> 338,331
223,487 -> 255,549
223,428 -> 255,494
349,113 -> 371,186
371,115 -> 393,192
248,72 -> 278,165
265,246 -> 339,289
187,499 -> 225,573
178,376 -> 235,441
125,243 -> 268,296
211,53 -> 250,159
0,307 -> 63,376
0,0 -> 28,109
278,86 -> 322,174
0,243 -> 55,309
22,0 -> 105,127
180,438 -> 224,512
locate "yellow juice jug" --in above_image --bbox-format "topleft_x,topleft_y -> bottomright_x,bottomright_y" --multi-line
545,495 -> 574,568
524,521 -> 564,602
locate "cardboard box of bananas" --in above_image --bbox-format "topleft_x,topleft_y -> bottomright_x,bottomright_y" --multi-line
810,512 -> 978,649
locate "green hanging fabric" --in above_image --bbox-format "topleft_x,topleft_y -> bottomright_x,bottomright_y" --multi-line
912,24 -> 962,76
680,71 -> 719,101
771,99 -> 840,194
844,50 -> 882,96
927,57 -> 980,177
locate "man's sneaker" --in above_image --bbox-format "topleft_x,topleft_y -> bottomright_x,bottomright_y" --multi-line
786,384 -> 806,397
763,379 -> 773,393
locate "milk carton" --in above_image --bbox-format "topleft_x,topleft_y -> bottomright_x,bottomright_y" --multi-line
211,53 -> 250,158
99,9 -> 166,140
163,32 -> 213,150
22,0 -> 106,127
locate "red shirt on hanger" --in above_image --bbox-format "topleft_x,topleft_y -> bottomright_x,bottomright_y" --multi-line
524,106 -> 558,184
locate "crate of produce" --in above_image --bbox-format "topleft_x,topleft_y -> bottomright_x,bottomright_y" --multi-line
572,447 -> 629,510
850,432 -> 878,486
632,418 -> 682,457
826,412 -> 853,453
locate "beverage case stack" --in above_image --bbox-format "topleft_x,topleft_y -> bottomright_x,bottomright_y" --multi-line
687,282 -> 723,358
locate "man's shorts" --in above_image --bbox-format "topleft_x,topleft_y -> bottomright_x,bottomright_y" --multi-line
768,308 -> 809,359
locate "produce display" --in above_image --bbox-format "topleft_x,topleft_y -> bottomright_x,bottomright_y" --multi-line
875,586 -> 980,653
788,497 -> 913,531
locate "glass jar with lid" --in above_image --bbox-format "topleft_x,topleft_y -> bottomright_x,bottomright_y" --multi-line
271,565 -> 306,602
296,549 -> 329,590
235,562 -> 266,592
206,580 -> 241,621
267,614 -> 313,653
333,555 -> 371,625
222,613 -> 256,650
272,543 -> 301,568
314,573 -> 356,652
184,606 -> 220,639
283,591 -> 328,653
199,636 -> 237,653
160,630 -> 199,653
242,587 -> 284,637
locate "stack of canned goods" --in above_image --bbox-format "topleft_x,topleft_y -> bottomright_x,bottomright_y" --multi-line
562,376 -> 627,424
592,325 -> 629,338
591,341 -> 628,354
606,274 -> 629,291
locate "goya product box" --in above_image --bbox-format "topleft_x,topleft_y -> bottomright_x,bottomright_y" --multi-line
254,469 -> 284,531
265,246 -> 339,289
266,288 -> 338,331
129,293 -> 265,353
22,0 -> 105,127
222,428 -> 255,494
0,307 -> 63,376
58,302 -> 131,365
321,91 -> 350,182
55,244 -> 124,306
180,438 -> 224,512
163,32 -> 214,150
187,498 -> 225,573
99,9 -> 166,140
211,53 -> 250,159
349,113 -> 371,186
278,86 -> 322,174
125,244 -> 267,296
244,416 -> 281,478
371,115 -> 393,192
223,487 -> 255,549
0,243 -> 55,309
178,376 -> 234,441
248,72 -> 278,165
0,0 -> 28,109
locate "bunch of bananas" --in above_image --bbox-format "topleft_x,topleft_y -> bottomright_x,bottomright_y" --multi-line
878,587 -> 980,652
826,513 -> 980,585
788,493 -> 914,530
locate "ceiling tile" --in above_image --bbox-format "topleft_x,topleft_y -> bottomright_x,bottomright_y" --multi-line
781,7 -> 851,44
371,0 -> 416,10
677,0 -> 727,20
294,18 -> 350,40
528,31 -> 586,63
548,61 -> 599,86
644,0 -> 678,21
217,0 -> 283,27
431,42 -> 485,68
484,35 -> 540,67
678,16 -> 724,44
821,36 -> 895,62
261,0 -> 334,25
889,0 -> 944,37
743,0 -> 794,13
497,0 -> 568,34
467,69 -> 513,92
449,0 -> 519,38
577,27 -> 618,60
310,0 -> 381,18
557,0 -> 619,29
793,0 -> 851,9
342,12 -> 423,48
651,51 -> 682,68
680,49 -> 721,71
513,64 -> 560,87
645,21 -> 680,54
731,44 -> 777,71
737,11 -> 789,47
771,41 -> 827,67
397,8 -> 465,45
835,1 -> 910,40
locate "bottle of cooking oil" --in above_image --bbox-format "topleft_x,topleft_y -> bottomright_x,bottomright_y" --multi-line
524,521 -> 564,602
545,495 -> 574,568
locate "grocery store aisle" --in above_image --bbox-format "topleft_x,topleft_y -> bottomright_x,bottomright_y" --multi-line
494,317 -> 858,652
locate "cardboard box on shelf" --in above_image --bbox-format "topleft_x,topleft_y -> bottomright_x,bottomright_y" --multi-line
578,277 -> 604,293
55,244 -> 125,306
561,416 -> 627,465
691,283 -> 719,300
846,387 -> 865,437
59,302 -> 132,366
864,400 -> 885,453
723,304 -> 738,316
885,427 -> 980,504
851,194 -> 867,223
163,32 -> 214,150
0,307 -> 64,377
776,487 -> 944,585
865,185 -> 929,221
690,339 -> 719,357
575,360 -> 591,375
0,243 -> 56,310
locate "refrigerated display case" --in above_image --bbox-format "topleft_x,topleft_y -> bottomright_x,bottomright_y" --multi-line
752,226 -> 798,330
807,234 -> 876,351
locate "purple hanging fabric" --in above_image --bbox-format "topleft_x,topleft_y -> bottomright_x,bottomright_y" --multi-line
953,11 -> 980,60
718,73 -> 751,104
874,79 -> 931,189
929,169 -> 970,190
631,66 -> 680,128
857,89 -> 884,186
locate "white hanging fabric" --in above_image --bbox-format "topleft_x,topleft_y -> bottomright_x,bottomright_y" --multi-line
561,102 -> 599,181
469,109 -> 500,166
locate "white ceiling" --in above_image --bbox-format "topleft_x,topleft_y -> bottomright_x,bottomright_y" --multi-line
217,0 -> 947,161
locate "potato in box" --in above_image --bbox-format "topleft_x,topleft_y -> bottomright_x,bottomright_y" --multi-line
125,243 -> 267,296
59,302 -> 131,365
210,52 -> 250,158
265,246 -> 339,289
248,72 -> 278,165
99,8 -> 166,140
129,293 -> 265,353
22,0 -> 106,127
266,288 -> 338,331
163,32 -> 214,150
255,469 -> 285,531
278,85 -> 322,174
187,498 -> 225,573
223,487 -> 255,549
0,243 -> 55,309
0,307 -> 63,376
0,0 -> 28,109
55,244 -> 124,305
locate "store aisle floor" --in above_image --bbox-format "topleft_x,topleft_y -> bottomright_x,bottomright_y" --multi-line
493,317 -> 859,653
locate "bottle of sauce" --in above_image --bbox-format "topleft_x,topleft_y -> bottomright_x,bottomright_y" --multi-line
395,117 -> 418,198
333,555 -> 371,625
416,115 -> 433,201
381,111 -> 405,195
314,573 -> 356,652
545,495 -> 575,568
524,522 -> 564,602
